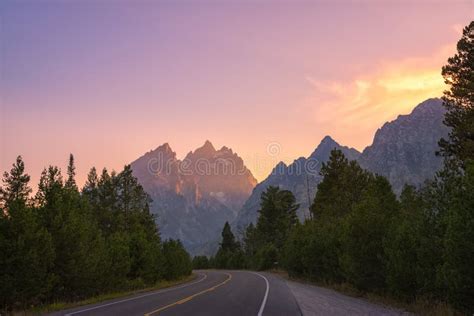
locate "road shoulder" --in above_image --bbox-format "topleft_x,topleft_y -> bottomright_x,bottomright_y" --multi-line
285,278 -> 409,316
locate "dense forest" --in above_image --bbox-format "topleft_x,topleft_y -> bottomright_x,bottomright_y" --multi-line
0,157 -> 192,311
206,22 -> 474,313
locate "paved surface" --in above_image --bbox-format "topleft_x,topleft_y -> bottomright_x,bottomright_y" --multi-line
287,278 -> 409,316
50,270 -> 411,316
49,270 -> 301,316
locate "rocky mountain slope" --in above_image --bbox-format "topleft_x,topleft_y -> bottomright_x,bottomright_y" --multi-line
131,141 -> 256,255
358,98 -> 449,194
234,98 -> 449,231
234,136 -> 361,230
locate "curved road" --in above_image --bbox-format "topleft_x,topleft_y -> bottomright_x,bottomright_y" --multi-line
50,270 -> 301,316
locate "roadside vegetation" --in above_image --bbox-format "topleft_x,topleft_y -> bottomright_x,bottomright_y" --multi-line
33,273 -> 196,315
0,158 -> 192,313
203,21 -> 474,315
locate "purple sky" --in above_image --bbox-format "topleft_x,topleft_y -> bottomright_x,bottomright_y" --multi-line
1,0 -> 473,186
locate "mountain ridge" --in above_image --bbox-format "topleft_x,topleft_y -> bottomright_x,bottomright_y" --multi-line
131,141 -> 256,255
234,98 -> 449,232
131,98 -> 449,255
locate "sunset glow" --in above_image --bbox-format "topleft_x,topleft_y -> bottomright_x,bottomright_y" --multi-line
1,1 -> 472,185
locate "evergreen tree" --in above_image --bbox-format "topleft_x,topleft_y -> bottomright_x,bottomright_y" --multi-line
102,231 -> 131,290
0,156 -> 191,310
162,240 -> 192,280
442,162 -> 474,313
243,223 -> 258,259
115,165 -> 153,233
340,175 -> 398,291
35,165 -> 106,300
256,186 -> 299,251
439,21 -> 474,164
220,222 -> 238,252
82,167 -> 99,204
0,157 -> 55,309
385,185 -> 440,300
192,256 -> 210,269
92,168 -> 117,235
65,154 -> 77,190
0,156 -> 31,208
284,220 -> 341,281
214,222 -> 244,269
311,150 -> 371,219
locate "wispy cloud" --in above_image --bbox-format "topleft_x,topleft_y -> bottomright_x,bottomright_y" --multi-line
302,43 -> 454,150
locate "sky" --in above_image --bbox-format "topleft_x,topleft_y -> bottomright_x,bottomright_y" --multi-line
1,0 -> 473,188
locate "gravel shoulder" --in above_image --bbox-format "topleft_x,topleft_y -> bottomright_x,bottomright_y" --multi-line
286,278 -> 410,316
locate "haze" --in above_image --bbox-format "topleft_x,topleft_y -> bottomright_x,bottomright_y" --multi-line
1,0 -> 472,186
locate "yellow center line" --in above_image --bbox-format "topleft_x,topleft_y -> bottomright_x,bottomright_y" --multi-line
144,272 -> 232,316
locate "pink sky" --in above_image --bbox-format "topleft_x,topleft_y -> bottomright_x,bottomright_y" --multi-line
1,1 -> 473,187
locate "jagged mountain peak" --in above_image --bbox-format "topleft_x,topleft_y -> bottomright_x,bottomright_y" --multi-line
219,145 -> 233,154
155,142 -> 174,154
311,135 -> 338,154
271,161 -> 288,174
321,135 -> 337,144
310,136 -> 360,161
132,142 -> 177,169
131,141 -> 257,255
201,140 -> 216,151
187,140 -> 217,158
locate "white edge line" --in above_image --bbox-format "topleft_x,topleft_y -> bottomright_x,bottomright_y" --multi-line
251,272 -> 269,316
64,272 -> 207,316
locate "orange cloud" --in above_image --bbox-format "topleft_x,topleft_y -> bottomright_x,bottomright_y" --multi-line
302,44 -> 454,151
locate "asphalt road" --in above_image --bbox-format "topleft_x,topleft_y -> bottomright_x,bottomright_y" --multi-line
49,270 -> 302,316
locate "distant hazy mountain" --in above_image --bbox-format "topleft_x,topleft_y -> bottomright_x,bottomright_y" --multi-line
132,98 -> 448,255
358,98 -> 449,194
234,98 -> 449,231
131,141 -> 256,255
234,136 -> 361,231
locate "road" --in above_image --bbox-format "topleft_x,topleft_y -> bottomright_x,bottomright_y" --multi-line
49,270 -> 302,316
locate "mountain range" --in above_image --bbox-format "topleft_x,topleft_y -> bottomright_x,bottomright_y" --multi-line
235,98 -> 448,232
131,98 -> 449,255
131,140 -> 256,255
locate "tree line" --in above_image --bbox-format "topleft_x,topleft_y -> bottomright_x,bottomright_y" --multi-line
0,156 -> 192,311
203,21 -> 474,314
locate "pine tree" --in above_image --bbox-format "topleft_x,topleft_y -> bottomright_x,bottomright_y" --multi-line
439,21 -> 474,164
192,256 -> 210,269
311,150 -> 371,219
83,167 -> 98,192
115,165 -> 152,232
162,239 -> 192,280
0,156 -> 31,209
385,185 -> 440,300
256,186 -> 299,250
35,165 -> 106,300
214,222 -> 241,269
340,175 -> 399,291
220,222 -> 238,252
243,223 -> 258,258
442,162 -> 474,313
0,157 -> 54,309
93,168 -> 117,235
65,154 -> 78,190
